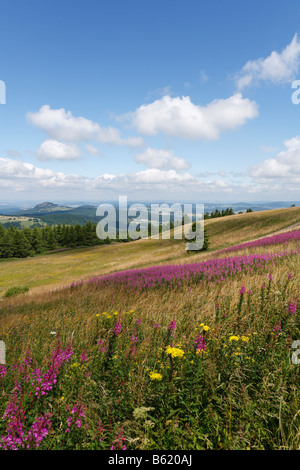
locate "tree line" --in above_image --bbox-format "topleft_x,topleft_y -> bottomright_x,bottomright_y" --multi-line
204,207 -> 235,219
0,222 -> 112,259
0,220 -> 178,259
0,206 -> 239,259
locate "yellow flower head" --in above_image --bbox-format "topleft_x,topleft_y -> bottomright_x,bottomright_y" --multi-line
149,371 -> 163,381
70,362 -> 80,368
165,346 -> 185,358
229,335 -> 240,342
241,336 -> 249,342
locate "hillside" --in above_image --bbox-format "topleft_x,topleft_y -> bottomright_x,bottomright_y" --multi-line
13,203 -> 99,226
0,206 -> 299,297
16,202 -> 72,215
0,215 -> 46,229
0,206 -> 299,450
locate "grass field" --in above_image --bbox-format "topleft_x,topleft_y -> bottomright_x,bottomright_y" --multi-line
0,208 -> 299,450
0,206 -> 299,297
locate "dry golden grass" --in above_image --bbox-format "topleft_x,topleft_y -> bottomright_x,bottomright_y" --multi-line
1,236 -> 298,325
205,206 -> 300,249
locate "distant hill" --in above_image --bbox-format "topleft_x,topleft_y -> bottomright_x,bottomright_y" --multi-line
13,203 -> 99,226
1,200 -> 299,227
16,202 -> 72,215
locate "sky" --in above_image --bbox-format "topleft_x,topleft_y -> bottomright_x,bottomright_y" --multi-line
0,0 -> 300,204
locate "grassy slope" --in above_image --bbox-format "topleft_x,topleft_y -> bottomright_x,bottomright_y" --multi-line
0,206 -> 299,296
0,208 -> 299,450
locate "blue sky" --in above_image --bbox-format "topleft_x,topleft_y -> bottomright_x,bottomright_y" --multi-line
1,0 -> 300,203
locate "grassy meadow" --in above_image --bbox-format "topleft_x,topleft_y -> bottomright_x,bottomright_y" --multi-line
0,207 -> 299,450
0,206 -> 299,297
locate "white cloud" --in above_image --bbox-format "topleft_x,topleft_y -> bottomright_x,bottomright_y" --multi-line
131,168 -> 194,184
249,136 -> 300,181
135,147 -> 189,170
27,105 -> 144,147
36,140 -> 81,161
0,157 -> 225,195
2,154 -> 298,199
236,34 -> 300,90
122,93 -> 258,140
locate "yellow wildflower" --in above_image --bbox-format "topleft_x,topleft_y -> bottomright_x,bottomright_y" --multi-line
165,346 -> 185,358
241,336 -> 249,342
149,371 -> 163,381
229,335 -> 240,342
70,362 -> 80,368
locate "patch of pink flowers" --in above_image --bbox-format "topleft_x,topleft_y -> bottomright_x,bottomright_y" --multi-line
70,248 -> 300,292
194,334 -> 207,354
219,230 -> 300,254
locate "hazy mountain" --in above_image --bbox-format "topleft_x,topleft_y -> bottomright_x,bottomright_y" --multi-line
15,202 -> 72,215
1,200 -> 299,227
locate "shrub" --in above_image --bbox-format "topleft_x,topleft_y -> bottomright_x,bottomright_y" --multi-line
3,286 -> 29,298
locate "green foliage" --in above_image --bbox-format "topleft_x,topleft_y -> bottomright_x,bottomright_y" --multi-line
0,222 -> 112,259
3,285 -> 29,297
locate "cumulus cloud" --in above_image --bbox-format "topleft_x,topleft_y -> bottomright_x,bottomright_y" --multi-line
130,168 -> 194,184
27,105 -> 144,147
0,156 -> 233,196
2,152 -> 298,199
36,140 -> 81,161
121,93 -> 258,140
135,147 -> 189,170
236,34 -> 300,90
249,136 -> 300,181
